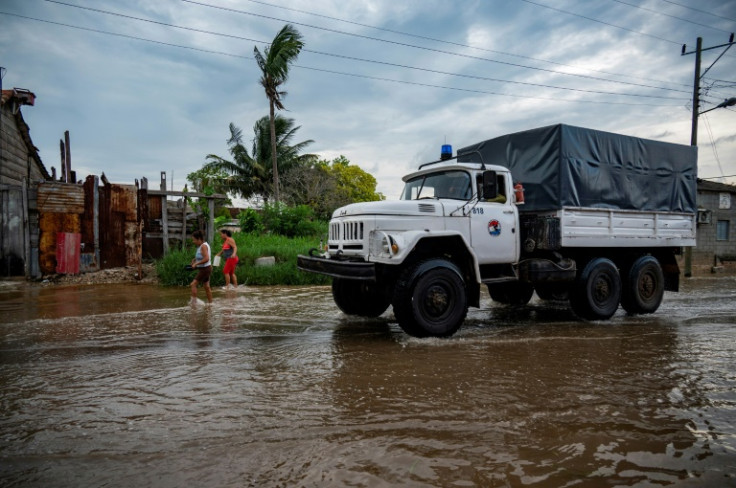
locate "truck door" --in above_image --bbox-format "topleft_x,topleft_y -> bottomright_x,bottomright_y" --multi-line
470,173 -> 518,264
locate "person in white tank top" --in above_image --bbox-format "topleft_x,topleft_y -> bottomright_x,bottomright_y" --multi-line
190,230 -> 213,303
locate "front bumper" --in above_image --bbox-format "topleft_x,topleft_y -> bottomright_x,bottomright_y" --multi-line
297,252 -> 376,280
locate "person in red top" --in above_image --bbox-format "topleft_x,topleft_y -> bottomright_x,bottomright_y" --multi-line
215,229 -> 239,290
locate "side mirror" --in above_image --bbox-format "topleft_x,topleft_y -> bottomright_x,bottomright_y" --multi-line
482,171 -> 497,200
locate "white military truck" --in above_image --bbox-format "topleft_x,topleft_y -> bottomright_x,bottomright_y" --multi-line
298,124 -> 697,337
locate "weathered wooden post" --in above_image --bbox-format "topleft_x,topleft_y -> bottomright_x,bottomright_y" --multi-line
207,198 -> 215,244
160,172 -> 168,254
92,176 -> 100,271
181,203 -> 187,249
21,177 -> 30,278
64,131 -> 71,183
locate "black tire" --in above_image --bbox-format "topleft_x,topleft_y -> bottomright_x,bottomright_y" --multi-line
488,281 -> 534,306
534,283 -> 570,301
569,258 -> 621,320
392,259 -> 468,338
332,278 -> 390,317
620,256 -> 664,315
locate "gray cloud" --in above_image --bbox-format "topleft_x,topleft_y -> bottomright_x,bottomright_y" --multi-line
2,0 -> 735,198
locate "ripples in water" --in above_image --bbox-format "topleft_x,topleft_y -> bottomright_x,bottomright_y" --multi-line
1,280 -> 735,486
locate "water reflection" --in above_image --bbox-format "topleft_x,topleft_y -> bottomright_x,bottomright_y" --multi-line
0,279 -> 734,487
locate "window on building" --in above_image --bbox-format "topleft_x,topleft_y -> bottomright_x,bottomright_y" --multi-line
716,220 -> 730,241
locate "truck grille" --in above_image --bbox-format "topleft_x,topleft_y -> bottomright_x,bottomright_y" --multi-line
331,221 -> 364,241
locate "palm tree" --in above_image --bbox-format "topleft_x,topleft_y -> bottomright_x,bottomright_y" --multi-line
254,24 -> 304,203
203,115 -> 314,202
203,123 -> 265,200
251,115 -> 315,180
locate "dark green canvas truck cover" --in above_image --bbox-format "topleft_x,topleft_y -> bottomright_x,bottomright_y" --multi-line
457,124 -> 698,213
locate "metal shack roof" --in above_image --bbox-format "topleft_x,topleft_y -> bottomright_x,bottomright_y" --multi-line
1,88 -> 50,181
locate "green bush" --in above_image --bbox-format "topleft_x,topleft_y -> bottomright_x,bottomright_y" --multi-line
261,203 -> 326,238
155,246 -> 199,286
238,208 -> 264,233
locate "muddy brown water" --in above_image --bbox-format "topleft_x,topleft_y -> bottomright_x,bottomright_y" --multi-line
1,277 -> 735,487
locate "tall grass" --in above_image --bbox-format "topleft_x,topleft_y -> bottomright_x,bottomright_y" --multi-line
156,232 -> 330,287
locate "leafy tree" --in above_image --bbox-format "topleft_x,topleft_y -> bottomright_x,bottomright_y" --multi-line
330,155 -> 384,204
251,115 -> 316,184
186,166 -> 232,195
281,156 -> 384,220
280,162 -> 334,220
202,115 -> 314,202
185,166 -> 232,229
254,24 -> 304,204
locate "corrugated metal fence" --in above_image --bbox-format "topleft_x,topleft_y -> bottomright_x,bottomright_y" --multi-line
1,175 -> 224,278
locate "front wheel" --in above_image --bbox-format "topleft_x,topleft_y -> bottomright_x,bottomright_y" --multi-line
332,278 -> 390,317
620,256 -> 664,314
569,258 -> 621,320
392,259 -> 468,338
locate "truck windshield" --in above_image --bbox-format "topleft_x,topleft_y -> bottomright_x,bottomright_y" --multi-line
401,170 -> 472,201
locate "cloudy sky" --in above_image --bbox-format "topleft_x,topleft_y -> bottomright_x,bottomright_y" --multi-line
2,0 -> 735,200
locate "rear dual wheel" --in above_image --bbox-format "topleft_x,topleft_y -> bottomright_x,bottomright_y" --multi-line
620,256 -> 664,315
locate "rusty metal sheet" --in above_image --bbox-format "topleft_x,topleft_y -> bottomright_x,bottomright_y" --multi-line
109,185 -> 137,222
124,221 -> 139,266
99,212 -> 126,269
81,176 -> 97,252
38,182 -> 84,214
147,194 -> 162,220
39,213 -> 80,274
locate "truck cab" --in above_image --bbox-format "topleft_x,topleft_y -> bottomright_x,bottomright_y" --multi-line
298,157 -> 533,338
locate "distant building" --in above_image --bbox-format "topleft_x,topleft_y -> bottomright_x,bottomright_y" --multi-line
1,87 -> 50,277
692,179 -> 736,273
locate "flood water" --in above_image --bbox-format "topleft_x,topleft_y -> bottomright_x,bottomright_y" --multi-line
1,277 -> 735,487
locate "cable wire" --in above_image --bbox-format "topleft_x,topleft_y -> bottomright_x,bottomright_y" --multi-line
658,0 -> 736,24
209,0 -> 692,88
519,0 -> 681,45
40,0 -> 693,97
0,10 -> 687,107
178,0 -> 692,94
702,113 -> 726,177
610,0 -> 734,34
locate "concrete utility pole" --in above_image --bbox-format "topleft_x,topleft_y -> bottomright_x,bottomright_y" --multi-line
683,34 -> 735,146
681,34 -> 735,277
1,67 -> 5,168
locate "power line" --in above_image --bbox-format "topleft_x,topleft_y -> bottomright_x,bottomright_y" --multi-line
219,0 -> 692,89
296,64 -> 683,106
0,11 -> 247,58
702,113 -> 725,177
610,0 -> 734,34
519,0 -> 681,45
0,10 -> 685,107
179,0 -> 692,94
307,49 -> 685,100
40,0 -> 693,97
658,0 -> 736,24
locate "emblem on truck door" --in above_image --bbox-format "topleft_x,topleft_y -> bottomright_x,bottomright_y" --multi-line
488,219 -> 501,236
